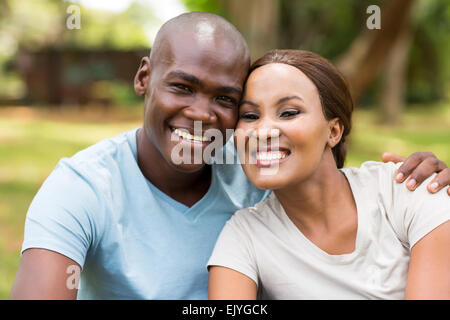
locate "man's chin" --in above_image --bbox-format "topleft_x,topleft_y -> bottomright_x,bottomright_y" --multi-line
168,160 -> 208,173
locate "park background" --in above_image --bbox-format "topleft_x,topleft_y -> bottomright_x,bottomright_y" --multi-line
0,0 -> 449,299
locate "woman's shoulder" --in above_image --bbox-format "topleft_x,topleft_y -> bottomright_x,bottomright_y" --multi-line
229,192 -> 281,227
343,161 -> 448,248
341,160 -> 401,180
340,161 -> 404,196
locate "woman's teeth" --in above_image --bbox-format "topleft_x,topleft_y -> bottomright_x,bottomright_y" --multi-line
173,128 -> 210,142
256,151 -> 288,161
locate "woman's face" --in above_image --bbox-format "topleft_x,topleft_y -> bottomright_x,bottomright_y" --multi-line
235,63 -> 335,190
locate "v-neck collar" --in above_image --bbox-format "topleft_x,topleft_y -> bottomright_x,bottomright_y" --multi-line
127,127 -> 218,221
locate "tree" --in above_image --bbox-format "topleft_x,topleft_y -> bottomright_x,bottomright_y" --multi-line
334,0 -> 416,102
378,12 -> 413,124
219,0 -> 280,61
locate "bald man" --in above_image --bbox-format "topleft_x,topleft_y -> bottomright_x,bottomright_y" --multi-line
10,12 -> 450,299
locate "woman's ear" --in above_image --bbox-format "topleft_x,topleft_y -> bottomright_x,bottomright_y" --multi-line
134,57 -> 151,96
327,117 -> 344,148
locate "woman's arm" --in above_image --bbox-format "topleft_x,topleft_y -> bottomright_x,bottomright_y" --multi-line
405,221 -> 450,299
208,266 -> 257,300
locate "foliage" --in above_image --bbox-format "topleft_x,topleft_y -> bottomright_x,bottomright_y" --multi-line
182,0 -> 450,106
408,0 -> 450,103
0,0 -> 153,101
182,0 -> 224,15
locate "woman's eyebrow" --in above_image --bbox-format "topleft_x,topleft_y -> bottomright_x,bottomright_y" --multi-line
240,100 -> 259,107
276,95 -> 303,104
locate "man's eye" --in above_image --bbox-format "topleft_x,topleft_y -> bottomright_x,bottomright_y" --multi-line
172,84 -> 192,93
239,113 -> 259,120
280,110 -> 301,118
217,96 -> 237,105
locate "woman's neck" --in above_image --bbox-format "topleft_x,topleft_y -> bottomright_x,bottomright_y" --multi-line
274,153 -> 355,235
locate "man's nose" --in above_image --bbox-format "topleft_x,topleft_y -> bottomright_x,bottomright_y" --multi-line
182,96 -> 217,123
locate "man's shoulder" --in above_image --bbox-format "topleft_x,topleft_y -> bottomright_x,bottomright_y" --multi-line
39,128 -> 139,207
59,128 -> 138,181
68,128 -> 136,167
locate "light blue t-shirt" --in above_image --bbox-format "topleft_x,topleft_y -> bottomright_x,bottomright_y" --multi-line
21,128 -> 269,299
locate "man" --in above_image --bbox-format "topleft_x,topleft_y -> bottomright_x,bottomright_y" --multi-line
10,12 -> 450,299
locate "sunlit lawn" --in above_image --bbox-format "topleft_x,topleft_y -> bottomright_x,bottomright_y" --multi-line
0,103 -> 449,299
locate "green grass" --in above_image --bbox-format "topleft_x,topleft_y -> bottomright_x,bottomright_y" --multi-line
0,107 -> 141,299
0,104 -> 449,299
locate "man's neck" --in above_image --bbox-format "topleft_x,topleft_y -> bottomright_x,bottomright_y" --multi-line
136,128 -> 212,207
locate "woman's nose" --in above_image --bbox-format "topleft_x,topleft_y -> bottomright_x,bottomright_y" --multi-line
249,120 -> 280,150
249,117 -> 280,140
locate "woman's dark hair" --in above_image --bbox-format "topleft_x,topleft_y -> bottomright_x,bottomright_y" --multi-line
250,49 -> 354,168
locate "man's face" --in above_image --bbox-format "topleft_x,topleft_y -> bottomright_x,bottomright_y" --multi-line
140,32 -> 249,172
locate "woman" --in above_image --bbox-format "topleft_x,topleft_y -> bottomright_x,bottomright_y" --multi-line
207,49 -> 449,299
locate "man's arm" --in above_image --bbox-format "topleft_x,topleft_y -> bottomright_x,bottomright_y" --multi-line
382,152 -> 450,195
10,249 -> 79,300
405,221 -> 450,299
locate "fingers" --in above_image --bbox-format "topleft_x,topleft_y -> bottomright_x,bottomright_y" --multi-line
382,152 -> 406,164
394,152 -> 428,183
426,168 -> 450,196
401,156 -> 447,190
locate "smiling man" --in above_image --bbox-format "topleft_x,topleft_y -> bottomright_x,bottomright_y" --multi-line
10,12 -> 450,300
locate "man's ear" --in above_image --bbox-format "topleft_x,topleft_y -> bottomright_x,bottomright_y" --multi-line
134,57 -> 151,96
327,117 -> 344,148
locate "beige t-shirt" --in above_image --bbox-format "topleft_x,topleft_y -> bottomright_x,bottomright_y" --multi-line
207,161 -> 449,299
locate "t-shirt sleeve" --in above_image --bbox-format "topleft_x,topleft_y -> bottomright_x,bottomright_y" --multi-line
207,210 -> 259,286
380,162 -> 450,249
21,160 -> 101,269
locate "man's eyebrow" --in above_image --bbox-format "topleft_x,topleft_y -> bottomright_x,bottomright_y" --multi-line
217,86 -> 242,97
167,71 -> 241,96
277,95 -> 303,104
167,70 -> 201,85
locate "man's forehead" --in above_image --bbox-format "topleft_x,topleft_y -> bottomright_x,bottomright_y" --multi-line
156,31 -> 247,70
194,20 -> 216,44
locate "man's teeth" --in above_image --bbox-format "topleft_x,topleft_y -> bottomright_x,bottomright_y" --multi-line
173,128 -> 210,142
256,151 -> 288,161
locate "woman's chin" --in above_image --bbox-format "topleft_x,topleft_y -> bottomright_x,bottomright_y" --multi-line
249,176 -> 288,191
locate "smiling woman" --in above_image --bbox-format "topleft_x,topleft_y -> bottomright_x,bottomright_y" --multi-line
207,49 -> 450,300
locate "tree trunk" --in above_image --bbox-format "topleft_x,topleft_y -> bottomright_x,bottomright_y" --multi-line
378,14 -> 413,124
220,0 -> 280,62
335,0 -> 415,103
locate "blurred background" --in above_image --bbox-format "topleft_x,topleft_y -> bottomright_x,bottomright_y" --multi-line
0,0 -> 449,298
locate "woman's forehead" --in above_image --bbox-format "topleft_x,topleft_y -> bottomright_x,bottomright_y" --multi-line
245,63 -> 319,101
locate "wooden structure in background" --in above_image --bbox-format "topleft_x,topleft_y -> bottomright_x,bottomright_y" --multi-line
16,48 -> 149,105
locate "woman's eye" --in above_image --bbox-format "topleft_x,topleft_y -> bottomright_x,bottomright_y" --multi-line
280,110 -> 301,118
239,113 -> 259,120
